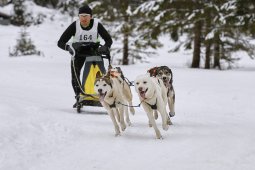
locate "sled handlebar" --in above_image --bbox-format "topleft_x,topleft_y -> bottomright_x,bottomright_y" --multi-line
68,42 -> 111,64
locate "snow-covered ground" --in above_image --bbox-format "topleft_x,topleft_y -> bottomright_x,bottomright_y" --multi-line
1,3 -> 255,170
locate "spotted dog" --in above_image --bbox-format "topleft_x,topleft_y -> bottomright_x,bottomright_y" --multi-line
148,66 -> 175,117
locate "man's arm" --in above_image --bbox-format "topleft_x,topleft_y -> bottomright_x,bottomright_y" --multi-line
57,21 -> 76,51
98,23 -> 113,48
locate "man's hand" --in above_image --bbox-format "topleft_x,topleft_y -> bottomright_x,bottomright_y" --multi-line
72,42 -> 83,51
67,45 -> 74,55
66,42 -> 84,55
98,45 -> 109,55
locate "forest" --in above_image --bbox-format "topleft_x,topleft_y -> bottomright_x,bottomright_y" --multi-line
3,0 -> 255,69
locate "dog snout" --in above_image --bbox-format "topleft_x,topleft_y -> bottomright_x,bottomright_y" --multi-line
163,77 -> 167,80
138,87 -> 143,91
98,89 -> 102,93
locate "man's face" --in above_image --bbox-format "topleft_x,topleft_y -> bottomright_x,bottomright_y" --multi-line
79,14 -> 91,27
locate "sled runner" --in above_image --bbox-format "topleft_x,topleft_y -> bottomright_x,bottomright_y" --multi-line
69,42 -> 111,113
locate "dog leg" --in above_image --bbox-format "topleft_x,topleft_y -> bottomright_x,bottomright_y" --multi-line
129,102 -> 135,115
158,105 -> 169,131
118,106 -> 126,131
124,105 -> 131,126
148,120 -> 152,127
108,109 -> 121,136
168,96 -> 175,117
113,108 -> 120,123
153,110 -> 158,120
147,111 -> 162,139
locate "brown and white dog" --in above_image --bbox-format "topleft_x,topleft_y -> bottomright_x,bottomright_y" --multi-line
148,66 -> 175,117
94,72 -> 128,136
134,74 -> 170,139
108,65 -> 135,117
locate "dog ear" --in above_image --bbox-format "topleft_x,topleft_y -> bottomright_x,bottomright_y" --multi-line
108,64 -> 112,70
148,67 -> 157,77
96,71 -> 102,78
105,69 -> 111,77
105,72 -> 110,79
116,67 -> 125,79
116,67 -> 121,73
169,69 -> 173,84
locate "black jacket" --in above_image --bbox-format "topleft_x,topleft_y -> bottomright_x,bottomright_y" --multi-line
57,19 -> 113,52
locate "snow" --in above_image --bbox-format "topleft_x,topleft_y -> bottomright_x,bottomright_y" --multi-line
1,3 -> 255,170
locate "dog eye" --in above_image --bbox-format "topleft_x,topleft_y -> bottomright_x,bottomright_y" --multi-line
136,82 -> 139,85
96,84 -> 98,87
103,84 -> 107,86
143,81 -> 147,84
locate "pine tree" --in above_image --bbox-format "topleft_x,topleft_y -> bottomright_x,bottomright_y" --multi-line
87,0 -> 149,65
33,0 -> 59,8
11,0 -> 26,26
59,0 -> 80,20
9,27 -> 41,57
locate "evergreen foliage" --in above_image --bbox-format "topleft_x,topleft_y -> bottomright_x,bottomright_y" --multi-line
9,28 -> 41,57
58,0 -> 80,20
33,0 -> 59,8
8,0 -> 255,68
137,0 -> 255,69
87,0 -> 151,65
11,0 -> 26,26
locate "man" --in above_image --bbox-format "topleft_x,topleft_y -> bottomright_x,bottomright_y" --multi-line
57,4 -> 113,107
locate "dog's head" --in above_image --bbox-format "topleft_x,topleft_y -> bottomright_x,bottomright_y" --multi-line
155,66 -> 173,85
134,75 -> 155,100
94,72 -> 112,100
108,65 -> 124,79
147,67 -> 158,77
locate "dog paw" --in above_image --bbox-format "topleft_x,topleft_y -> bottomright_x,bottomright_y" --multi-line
130,108 -> 135,115
167,118 -> 173,125
121,124 -> 126,131
127,121 -> 132,126
115,133 -> 121,137
148,123 -> 152,127
169,112 -> 175,117
156,134 -> 163,139
115,127 -> 120,135
163,125 -> 169,131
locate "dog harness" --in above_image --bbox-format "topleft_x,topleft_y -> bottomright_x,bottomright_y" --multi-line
109,101 -> 116,108
145,99 -> 157,110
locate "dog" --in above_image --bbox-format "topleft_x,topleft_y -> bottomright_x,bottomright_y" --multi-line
108,65 -> 135,120
134,74 -> 171,139
94,72 -> 128,136
148,66 -> 175,117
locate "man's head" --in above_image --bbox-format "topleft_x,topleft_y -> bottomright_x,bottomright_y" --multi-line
78,5 -> 92,27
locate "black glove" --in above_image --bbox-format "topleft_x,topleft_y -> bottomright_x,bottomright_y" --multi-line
98,45 -> 109,55
72,42 -> 83,51
66,45 -> 74,55
66,42 -> 84,55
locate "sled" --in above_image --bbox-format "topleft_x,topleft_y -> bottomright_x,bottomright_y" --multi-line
79,55 -> 104,108
69,42 -> 110,113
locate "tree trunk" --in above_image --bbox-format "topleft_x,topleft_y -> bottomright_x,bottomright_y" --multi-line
122,15 -> 129,65
205,10 -> 211,69
213,32 -> 221,69
191,20 -> 202,68
205,41 -> 211,69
